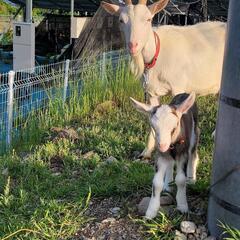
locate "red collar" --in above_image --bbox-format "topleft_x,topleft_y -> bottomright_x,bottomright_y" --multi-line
144,31 -> 160,70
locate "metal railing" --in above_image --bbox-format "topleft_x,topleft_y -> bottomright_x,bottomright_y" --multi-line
0,51 -> 127,153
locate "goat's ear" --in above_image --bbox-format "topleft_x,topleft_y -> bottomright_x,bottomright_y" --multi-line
130,97 -> 154,115
101,1 -> 121,15
148,0 -> 169,16
149,96 -> 160,107
177,92 -> 196,114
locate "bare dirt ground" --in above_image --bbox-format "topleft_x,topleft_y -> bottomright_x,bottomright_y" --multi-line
75,196 -> 146,240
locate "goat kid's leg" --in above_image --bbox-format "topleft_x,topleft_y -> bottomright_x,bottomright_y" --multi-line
175,156 -> 188,213
140,128 -> 155,159
145,157 -> 170,219
187,151 -> 199,184
163,160 -> 174,192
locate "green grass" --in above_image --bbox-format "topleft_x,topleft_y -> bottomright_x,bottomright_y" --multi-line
0,57 -> 218,239
219,222 -> 240,240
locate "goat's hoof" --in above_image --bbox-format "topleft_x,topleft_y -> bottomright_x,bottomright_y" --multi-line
145,210 -> 157,220
187,177 -> 196,185
139,150 -> 152,160
177,204 -> 189,213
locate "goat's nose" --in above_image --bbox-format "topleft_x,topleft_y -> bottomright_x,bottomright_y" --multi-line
128,42 -> 138,53
159,143 -> 168,152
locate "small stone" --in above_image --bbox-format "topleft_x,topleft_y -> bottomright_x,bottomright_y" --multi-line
188,233 -> 197,240
198,226 -> 207,234
160,195 -> 174,206
82,151 -> 95,159
174,230 -> 187,240
180,221 -> 197,234
2,168 -> 9,176
102,217 -> 116,223
110,207 -> 121,215
52,172 -> 61,176
200,232 -> 208,240
138,197 -> 150,216
196,228 -> 201,235
106,156 -> 117,164
51,127 -> 79,141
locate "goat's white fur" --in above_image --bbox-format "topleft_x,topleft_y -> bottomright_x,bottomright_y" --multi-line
175,155 -> 188,213
145,155 -> 172,219
102,0 -> 224,162
131,93 -> 197,218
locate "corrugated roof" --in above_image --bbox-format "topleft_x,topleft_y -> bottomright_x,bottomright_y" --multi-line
6,0 -> 100,12
6,0 -> 229,16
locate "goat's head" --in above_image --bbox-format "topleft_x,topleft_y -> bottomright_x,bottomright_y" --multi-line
130,93 -> 196,152
101,0 -> 169,56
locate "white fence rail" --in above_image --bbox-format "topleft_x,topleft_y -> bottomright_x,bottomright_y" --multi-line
0,51 -> 127,153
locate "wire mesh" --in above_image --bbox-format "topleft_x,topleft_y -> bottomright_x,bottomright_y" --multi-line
0,50 -> 126,154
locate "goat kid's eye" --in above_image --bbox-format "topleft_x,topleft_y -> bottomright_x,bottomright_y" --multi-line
147,18 -> 152,22
119,19 -> 124,23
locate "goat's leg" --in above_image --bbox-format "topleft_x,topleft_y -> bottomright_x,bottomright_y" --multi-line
187,151 -> 199,184
163,160 -> 174,192
175,156 -> 188,213
140,128 -> 155,159
145,156 -> 170,219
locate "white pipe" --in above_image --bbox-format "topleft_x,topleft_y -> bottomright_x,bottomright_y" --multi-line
25,0 -> 32,23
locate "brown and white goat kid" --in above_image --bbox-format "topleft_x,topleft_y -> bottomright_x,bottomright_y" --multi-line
101,0 -> 224,159
130,93 -> 199,219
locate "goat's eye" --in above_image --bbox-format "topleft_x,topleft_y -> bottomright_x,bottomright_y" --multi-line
119,19 -> 124,23
147,18 -> 151,22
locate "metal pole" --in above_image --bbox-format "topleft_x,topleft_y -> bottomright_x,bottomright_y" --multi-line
202,0 -> 208,21
25,0 -> 32,23
7,71 -> 15,148
70,0 -> 74,44
71,0 -> 74,18
63,59 -> 70,102
208,0 -> 240,237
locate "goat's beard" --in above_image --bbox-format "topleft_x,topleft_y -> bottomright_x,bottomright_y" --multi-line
130,52 -> 145,79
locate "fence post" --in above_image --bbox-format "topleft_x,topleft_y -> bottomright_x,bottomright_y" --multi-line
63,59 -> 70,102
6,70 -> 15,148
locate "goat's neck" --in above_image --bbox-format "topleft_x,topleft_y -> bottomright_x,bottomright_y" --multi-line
142,29 -> 156,64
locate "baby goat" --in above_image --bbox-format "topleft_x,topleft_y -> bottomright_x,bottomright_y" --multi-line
130,93 -> 199,219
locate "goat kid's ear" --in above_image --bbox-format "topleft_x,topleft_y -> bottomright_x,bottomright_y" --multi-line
149,96 -> 160,107
101,1 -> 121,15
148,0 -> 169,16
130,97 -> 154,115
177,92 -> 196,114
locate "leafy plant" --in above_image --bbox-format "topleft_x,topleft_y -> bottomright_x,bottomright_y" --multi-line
133,211 -> 183,240
219,222 -> 240,240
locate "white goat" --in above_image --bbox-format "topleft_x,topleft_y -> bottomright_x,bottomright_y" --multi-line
131,92 -> 199,219
101,0 -> 225,159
